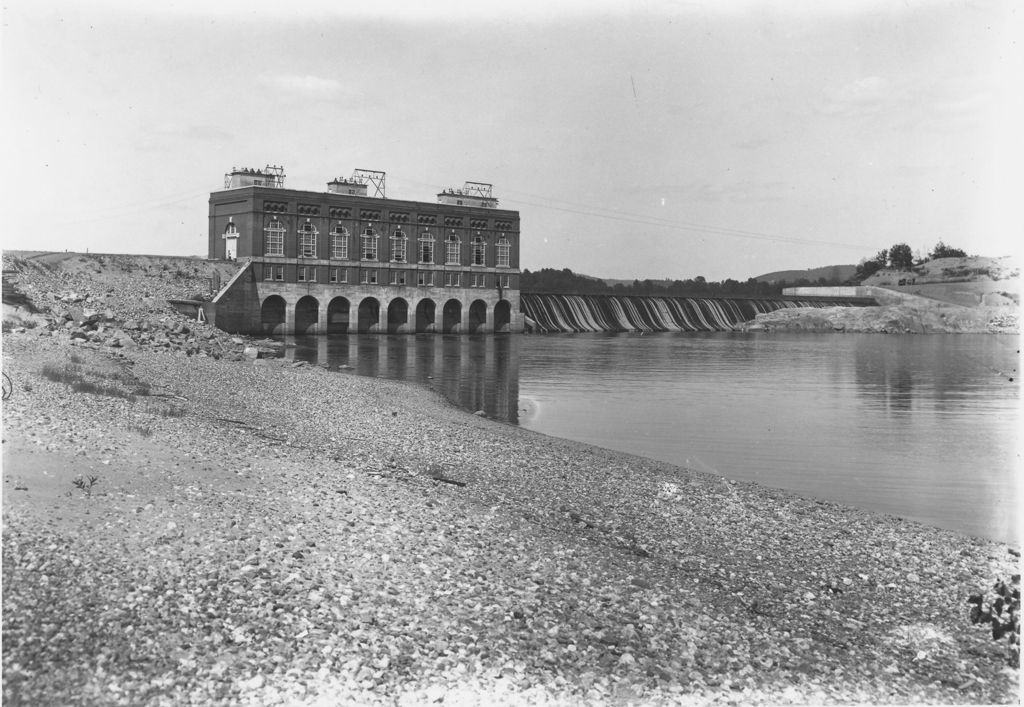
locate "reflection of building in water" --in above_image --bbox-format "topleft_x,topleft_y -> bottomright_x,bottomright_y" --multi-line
286,336 -> 520,423
208,166 -> 522,335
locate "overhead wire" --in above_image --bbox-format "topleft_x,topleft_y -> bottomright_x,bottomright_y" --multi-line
395,175 -> 869,250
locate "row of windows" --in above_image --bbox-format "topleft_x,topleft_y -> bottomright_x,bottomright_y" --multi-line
263,265 -> 510,289
259,220 -> 512,267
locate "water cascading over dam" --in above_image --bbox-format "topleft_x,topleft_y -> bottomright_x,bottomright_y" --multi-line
520,293 -> 862,333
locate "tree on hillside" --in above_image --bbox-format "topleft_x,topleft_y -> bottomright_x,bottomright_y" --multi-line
929,241 -> 968,260
888,243 -> 914,271
854,250 -> 889,282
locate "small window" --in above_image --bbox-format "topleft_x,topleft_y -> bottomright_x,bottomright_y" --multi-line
445,233 -> 460,265
496,236 -> 511,268
360,270 -> 378,285
391,271 -> 406,286
391,229 -> 407,263
331,225 -> 349,259
472,235 -> 486,266
264,264 -> 274,281
418,232 -> 435,263
361,227 -> 378,261
274,267 -> 284,281
264,219 -> 285,256
418,271 -> 434,286
298,221 -> 318,258
446,271 -> 460,287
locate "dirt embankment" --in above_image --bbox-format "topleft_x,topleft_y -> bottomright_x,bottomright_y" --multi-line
744,256 -> 1020,334
2,252 -> 273,359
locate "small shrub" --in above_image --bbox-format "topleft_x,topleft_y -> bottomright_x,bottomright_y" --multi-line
72,474 -> 99,497
128,423 -> 153,438
69,353 -> 85,364
40,363 -> 82,385
968,575 -> 1020,666
146,401 -> 187,418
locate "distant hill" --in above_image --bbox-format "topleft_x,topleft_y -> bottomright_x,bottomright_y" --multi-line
753,264 -> 856,284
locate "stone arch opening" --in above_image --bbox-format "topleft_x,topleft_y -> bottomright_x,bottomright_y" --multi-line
295,295 -> 320,334
415,299 -> 437,333
468,299 -> 487,333
358,297 -> 381,333
327,297 -> 351,335
387,298 -> 410,334
261,295 -> 286,335
494,300 -> 512,333
442,299 -> 462,334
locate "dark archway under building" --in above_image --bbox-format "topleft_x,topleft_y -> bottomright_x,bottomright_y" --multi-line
494,300 -> 511,333
358,297 -> 380,333
468,299 -> 487,333
327,297 -> 350,334
261,295 -> 286,335
415,299 -> 436,333
442,299 -> 461,334
295,296 -> 319,334
387,298 -> 410,334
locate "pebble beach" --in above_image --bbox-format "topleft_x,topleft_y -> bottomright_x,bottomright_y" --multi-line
2,253 -> 1020,705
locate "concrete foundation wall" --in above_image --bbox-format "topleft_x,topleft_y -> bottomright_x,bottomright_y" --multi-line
212,261 -> 523,335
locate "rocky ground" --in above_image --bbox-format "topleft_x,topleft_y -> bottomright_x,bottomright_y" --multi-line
2,253 -> 1022,705
744,256 -> 1020,334
739,302 -> 1019,334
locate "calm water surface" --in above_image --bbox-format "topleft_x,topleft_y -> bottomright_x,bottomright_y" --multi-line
287,333 -> 1020,543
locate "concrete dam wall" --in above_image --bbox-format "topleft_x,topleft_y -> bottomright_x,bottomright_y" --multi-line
521,293 -> 871,333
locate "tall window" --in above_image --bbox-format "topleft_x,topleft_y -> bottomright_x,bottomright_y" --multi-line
361,227 -> 378,261
264,219 -> 285,256
445,233 -> 460,265
472,234 -> 486,266
298,221 -> 318,258
418,232 -> 434,263
390,229 -> 407,262
496,236 -> 511,268
331,224 -> 349,259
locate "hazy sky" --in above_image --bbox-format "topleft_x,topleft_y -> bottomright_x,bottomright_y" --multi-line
2,0 -> 1020,281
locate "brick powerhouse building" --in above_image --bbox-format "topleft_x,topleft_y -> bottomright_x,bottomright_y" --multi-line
208,166 -> 523,334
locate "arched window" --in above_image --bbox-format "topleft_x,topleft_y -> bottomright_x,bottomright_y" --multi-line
264,219 -> 285,256
298,220 -> 318,258
390,229 -> 407,263
496,235 -> 511,268
472,234 -> 486,266
418,232 -> 434,264
445,233 -> 461,265
331,224 -> 349,259
361,227 -> 378,261
224,223 -> 238,236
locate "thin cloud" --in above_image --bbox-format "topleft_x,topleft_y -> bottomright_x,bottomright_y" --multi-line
819,76 -> 890,115
260,74 -> 345,97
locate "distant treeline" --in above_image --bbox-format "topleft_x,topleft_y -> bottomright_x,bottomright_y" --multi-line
520,268 -> 844,297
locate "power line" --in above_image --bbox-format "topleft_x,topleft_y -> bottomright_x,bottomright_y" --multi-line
396,175 -> 869,250
502,191 -> 868,250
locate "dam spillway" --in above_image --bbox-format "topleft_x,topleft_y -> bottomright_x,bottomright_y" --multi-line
520,293 -> 868,333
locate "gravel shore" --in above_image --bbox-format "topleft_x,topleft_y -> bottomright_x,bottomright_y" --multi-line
2,329 -> 1019,706
3,253 -> 1021,705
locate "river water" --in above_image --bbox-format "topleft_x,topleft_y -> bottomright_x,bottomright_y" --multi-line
285,333 -> 1020,543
